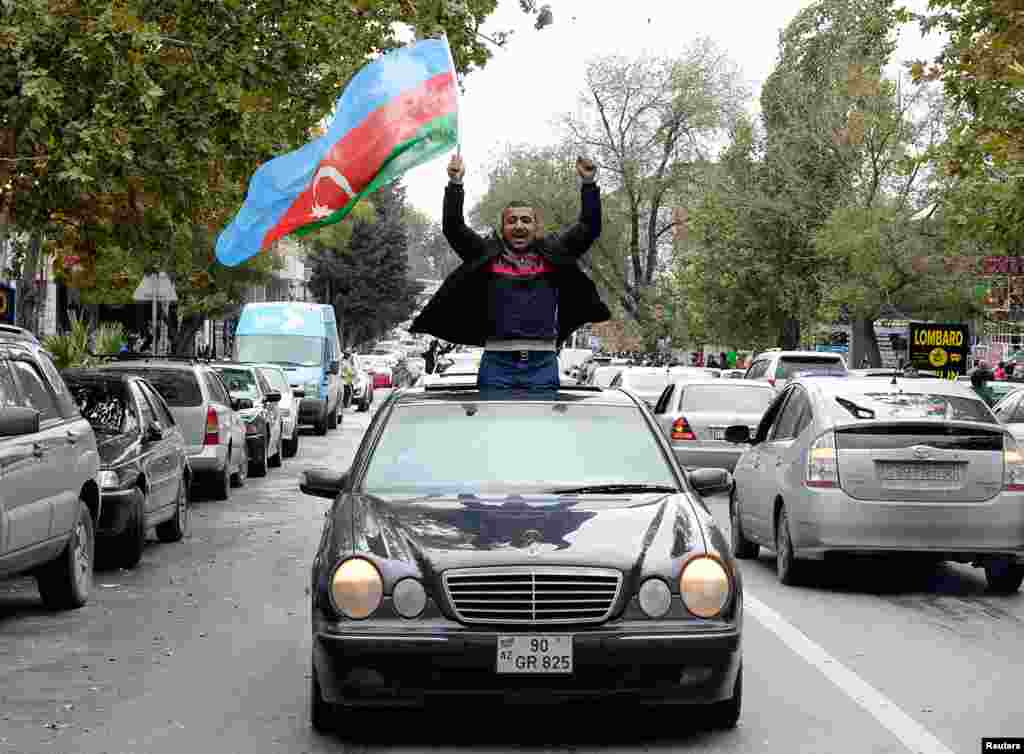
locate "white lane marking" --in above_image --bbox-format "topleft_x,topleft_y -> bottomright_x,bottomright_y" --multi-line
746,594 -> 956,754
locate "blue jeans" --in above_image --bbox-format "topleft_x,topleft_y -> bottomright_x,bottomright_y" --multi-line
478,351 -> 560,397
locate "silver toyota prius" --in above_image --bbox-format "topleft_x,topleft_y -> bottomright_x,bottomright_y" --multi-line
725,376 -> 1024,593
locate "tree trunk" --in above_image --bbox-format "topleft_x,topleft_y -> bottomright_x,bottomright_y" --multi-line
169,311 -> 204,356
15,232 -> 43,334
778,316 -> 801,350
849,318 -> 881,368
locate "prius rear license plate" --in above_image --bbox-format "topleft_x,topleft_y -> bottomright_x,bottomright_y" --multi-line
878,462 -> 960,482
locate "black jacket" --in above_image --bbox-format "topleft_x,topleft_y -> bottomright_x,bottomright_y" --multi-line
410,182 -> 611,347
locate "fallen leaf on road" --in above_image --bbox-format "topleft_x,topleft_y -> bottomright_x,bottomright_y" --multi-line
63,704 -> 73,710
99,584 -> 120,589
199,632 -> 207,638
107,658 -> 117,663
44,722 -> 69,730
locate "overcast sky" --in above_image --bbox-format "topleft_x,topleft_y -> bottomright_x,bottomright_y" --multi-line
398,0 -> 946,224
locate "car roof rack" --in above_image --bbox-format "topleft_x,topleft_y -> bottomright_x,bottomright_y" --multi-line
90,352 -> 213,364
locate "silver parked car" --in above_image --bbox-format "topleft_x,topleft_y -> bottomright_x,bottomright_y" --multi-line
726,376 -> 1024,593
653,380 -> 776,471
251,363 -> 302,458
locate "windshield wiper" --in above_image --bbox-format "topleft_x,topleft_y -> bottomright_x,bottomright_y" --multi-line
548,483 -> 678,495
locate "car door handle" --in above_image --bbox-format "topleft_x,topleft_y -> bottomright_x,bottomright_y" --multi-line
32,442 -> 45,458
66,431 -> 78,445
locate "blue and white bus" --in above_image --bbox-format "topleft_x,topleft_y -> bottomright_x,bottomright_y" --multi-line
233,302 -> 344,435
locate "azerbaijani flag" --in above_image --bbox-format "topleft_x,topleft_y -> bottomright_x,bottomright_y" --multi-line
216,36 -> 459,267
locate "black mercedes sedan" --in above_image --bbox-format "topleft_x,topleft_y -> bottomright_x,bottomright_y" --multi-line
299,383 -> 743,734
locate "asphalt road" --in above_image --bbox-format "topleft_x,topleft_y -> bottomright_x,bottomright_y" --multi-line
1,389 -> 1022,754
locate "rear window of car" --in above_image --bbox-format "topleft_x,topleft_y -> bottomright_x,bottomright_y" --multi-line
834,392 -> 995,423
66,380 -> 136,434
102,368 -> 202,407
361,402 -> 677,495
777,357 -> 847,379
681,384 -> 775,413
624,373 -> 672,393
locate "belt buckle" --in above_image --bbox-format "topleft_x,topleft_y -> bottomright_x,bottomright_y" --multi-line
519,350 -> 528,362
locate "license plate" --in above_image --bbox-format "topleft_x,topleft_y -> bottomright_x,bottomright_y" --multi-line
878,462 -> 961,482
496,635 -> 573,674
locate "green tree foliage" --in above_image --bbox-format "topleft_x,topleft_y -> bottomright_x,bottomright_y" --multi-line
403,205 -> 457,280
561,40 -> 747,319
307,183 -> 423,349
912,0 -> 1024,254
0,0 -> 542,343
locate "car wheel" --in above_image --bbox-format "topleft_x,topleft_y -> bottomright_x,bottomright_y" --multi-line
250,438 -> 269,477
269,429 -> 283,468
729,493 -> 759,560
984,559 -> 1024,594
705,664 -> 742,729
114,489 -> 147,569
231,446 -> 248,487
283,432 -> 299,459
314,410 -> 328,436
36,499 -> 94,610
310,663 -> 342,734
213,455 -> 232,501
327,402 -> 338,430
775,506 -> 804,586
156,477 -> 190,543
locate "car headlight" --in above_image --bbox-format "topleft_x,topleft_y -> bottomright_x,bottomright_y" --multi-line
637,578 -> 671,618
331,558 -> 383,619
392,578 -> 427,618
679,557 -> 731,619
97,470 -> 119,490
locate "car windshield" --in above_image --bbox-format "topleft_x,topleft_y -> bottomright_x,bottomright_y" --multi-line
623,372 -> 672,393
681,384 -> 775,413
68,381 -> 137,434
257,367 -> 289,393
103,368 -> 202,407
361,402 -> 677,496
777,358 -> 847,379
835,392 -> 995,423
235,334 -> 322,366
214,368 -> 260,399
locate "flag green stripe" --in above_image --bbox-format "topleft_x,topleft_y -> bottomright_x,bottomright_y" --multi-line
294,112 -> 458,237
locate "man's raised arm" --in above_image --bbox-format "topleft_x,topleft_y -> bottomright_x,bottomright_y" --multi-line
558,157 -> 602,258
442,154 -> 488,262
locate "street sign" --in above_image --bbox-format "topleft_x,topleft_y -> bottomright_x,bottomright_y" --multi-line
133,273 -> 178,302
908,323 -> 969,379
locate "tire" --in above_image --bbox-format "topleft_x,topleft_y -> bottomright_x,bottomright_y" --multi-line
314,411 -> 328,436
985,559 -> 1024,594
250,437 -> 269,477
327,402 -> 338,430
775,506 -> 804,586
36,499 -> 94,610
269,429 -> 283,468
705,664 -> 742,730
730,493 -> 759,560
358,397 -> 369,413
231,446 -> 248,487
212,456 -> 231,501
283,432 -> 299,459
310,663 -> 343,734
156,478 -> 190,543
113,489 -> 147,569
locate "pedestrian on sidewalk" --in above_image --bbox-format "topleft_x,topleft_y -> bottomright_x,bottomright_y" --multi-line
411,152 -> 610,395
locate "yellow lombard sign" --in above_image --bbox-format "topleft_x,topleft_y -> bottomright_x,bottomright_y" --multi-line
909,323 -> 969,378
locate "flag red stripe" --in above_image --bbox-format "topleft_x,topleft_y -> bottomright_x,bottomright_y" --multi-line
264,72 -> 456,248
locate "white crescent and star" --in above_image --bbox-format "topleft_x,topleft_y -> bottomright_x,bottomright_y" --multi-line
311,165 -> 356,219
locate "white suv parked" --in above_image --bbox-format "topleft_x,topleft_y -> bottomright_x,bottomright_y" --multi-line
744,349 -> 848,389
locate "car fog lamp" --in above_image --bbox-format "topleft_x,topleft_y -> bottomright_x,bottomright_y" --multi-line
331,558 -> 383,619
680,557 -> 731,619
392,578 -> 427,618
637,578 -> 672,618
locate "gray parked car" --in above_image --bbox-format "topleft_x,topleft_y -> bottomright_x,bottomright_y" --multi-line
0,325 -> 101,609
726,376 -> 1024,593
653,380 -> 775,471
98,357 -> 248,500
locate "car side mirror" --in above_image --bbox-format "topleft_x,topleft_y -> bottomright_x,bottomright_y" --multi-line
687,468 -> 733,497
265,391 -> 282,403
0,406 -> 40,438
328,360 -> 340,375
724,425 -> 752,444
145,423 -> 164,442
299,467 -> 347,499
292,388 -> 306,398
232,397 -> 255,411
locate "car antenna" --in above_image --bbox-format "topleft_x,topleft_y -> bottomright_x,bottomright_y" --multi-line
892,357 -> 902,386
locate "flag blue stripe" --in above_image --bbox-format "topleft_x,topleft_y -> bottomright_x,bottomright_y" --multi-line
216,38 -> 452,267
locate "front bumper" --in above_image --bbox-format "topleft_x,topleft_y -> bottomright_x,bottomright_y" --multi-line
96,487 -> 141,536
313,615 -> 740,708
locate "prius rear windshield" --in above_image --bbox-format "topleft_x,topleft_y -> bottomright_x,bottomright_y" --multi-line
777,357 -> 847,379
835,392 -> 995,423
